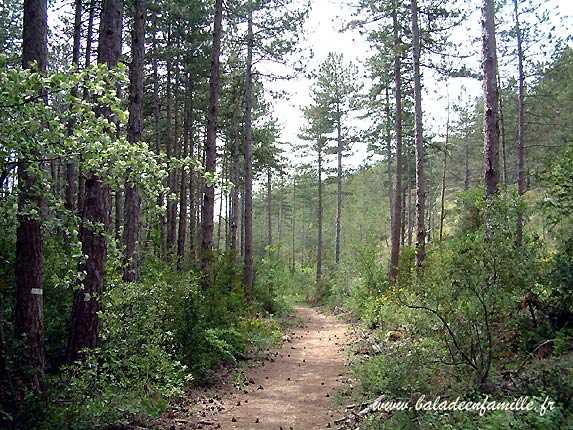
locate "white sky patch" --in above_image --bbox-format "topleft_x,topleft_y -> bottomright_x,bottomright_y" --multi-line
270,0 -> 573,172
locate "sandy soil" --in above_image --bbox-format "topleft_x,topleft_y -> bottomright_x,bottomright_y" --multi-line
160,306 -> 350,430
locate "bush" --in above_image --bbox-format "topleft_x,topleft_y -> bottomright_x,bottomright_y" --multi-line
30,277 -> 193,430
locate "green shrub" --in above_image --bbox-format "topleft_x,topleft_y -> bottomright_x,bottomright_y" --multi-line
29,277 -> 193,430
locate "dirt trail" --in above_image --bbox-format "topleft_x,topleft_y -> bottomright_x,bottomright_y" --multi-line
185,306 -> 349,430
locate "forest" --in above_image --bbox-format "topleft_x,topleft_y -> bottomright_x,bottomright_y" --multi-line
1,0 -> 572,428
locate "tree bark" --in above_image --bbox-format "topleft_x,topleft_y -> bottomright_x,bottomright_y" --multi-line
15,0 -> 48,391
200,0 -> 223,287
291,174 -> 296,273
267,166 -> 273,247
385,86 -> 394,232
65,0 -> 82,215
316,148 -> 323,287
67,0 -> 122,364
481,0 -> 500,202
243,8 -> 254,302
464,139 -> 470,190
177,77 -> 191,265
389,1 -> 403,280
123,0 -> 146,282
335,104 -> 343,266
78,0 -> 97,215
411,0 -> 425,268
514,0 -> 525,246
439,102 -> 450,242
114,190 -> 122,243
151,29 -> 165,256
497,71 -> 508,184
230,122 -> 240,252
166,49 -> 177,256
407,150 -> 412,247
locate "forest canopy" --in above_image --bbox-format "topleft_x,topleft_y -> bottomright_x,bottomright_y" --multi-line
1,0 -> 572,429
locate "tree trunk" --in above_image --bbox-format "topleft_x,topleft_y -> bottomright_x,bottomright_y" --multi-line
67,0 -> 122,364
123,0 -> 145,282
277,186 -> 283,259
300,203 -> 305,267
335,108 -> 343,266
216,157 -> 226,249
177,77 -> 191,265
482,0 -> 500,202
401,184 -> 406,247
115,190 -> 122,243
385,86 -> 393,231
316,148 -> 323,288
514,0 -> 525,246
230,122 -> 240,252
497,71 -> 508,184
389,1 -> 403,279
65,0 -> 82,215
189,137 -> 196,261
411,0 -> 425,268
291,174 -> 296,273
14,0 -> 48,391
200,0 -> 223,286
464,139 -> 470,190
267,166 -> 272,247
78,0 -> 97,215
407,151 -> 412,247
166,50 -> 177,256
427,153 -> 433,243
243,8 -> 254,302
152,29 -> 165,256
439,102 -> 450,242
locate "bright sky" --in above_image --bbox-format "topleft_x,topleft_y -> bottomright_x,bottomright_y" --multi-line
271,0 -> 573,170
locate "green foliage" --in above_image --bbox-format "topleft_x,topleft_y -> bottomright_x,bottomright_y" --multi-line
335,187 -> 573,429
18,277 -> 192,430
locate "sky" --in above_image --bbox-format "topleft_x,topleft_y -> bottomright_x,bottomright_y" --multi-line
268,0 -> 573,171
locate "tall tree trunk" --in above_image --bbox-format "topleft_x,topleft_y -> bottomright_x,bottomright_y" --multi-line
497,71 -> 508,184
464,139 -> 470,190
335,107 -> 343,266
200,0 -> 223,286
242,8 -> 254,302
316,149 -> 323,287
216,157 -> 226,249
427,153 -> 433,243
189,136 -> 196,262
165,50 -> 177,256
14,0 -> 48,391
67,0 -> 122,364
78,0 -> 97,215
411,0 -> 425,268
401,181 -> 406,246
65,0 -> 83,215
407,151 -> 412,247
151,29 -> 165,256
277,186 -> 283,259
385,86 -> 393,231
389,1 -> 403,279
439,101 -> 450,242
481,0 -> 500,203
123,0 -> 145,282
267,166 -> 272,247
300,203 -> 305,267
514,0 -> 525,246
230,122 -> 240,251
291,174 -> 296,273
114,190 -> 122,243
177,77 -> 191,265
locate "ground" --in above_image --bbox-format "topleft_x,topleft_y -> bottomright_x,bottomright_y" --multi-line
151,306 -> 351,430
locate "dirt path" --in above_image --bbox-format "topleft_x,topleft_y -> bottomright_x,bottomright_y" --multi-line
180,306 -> 350,430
